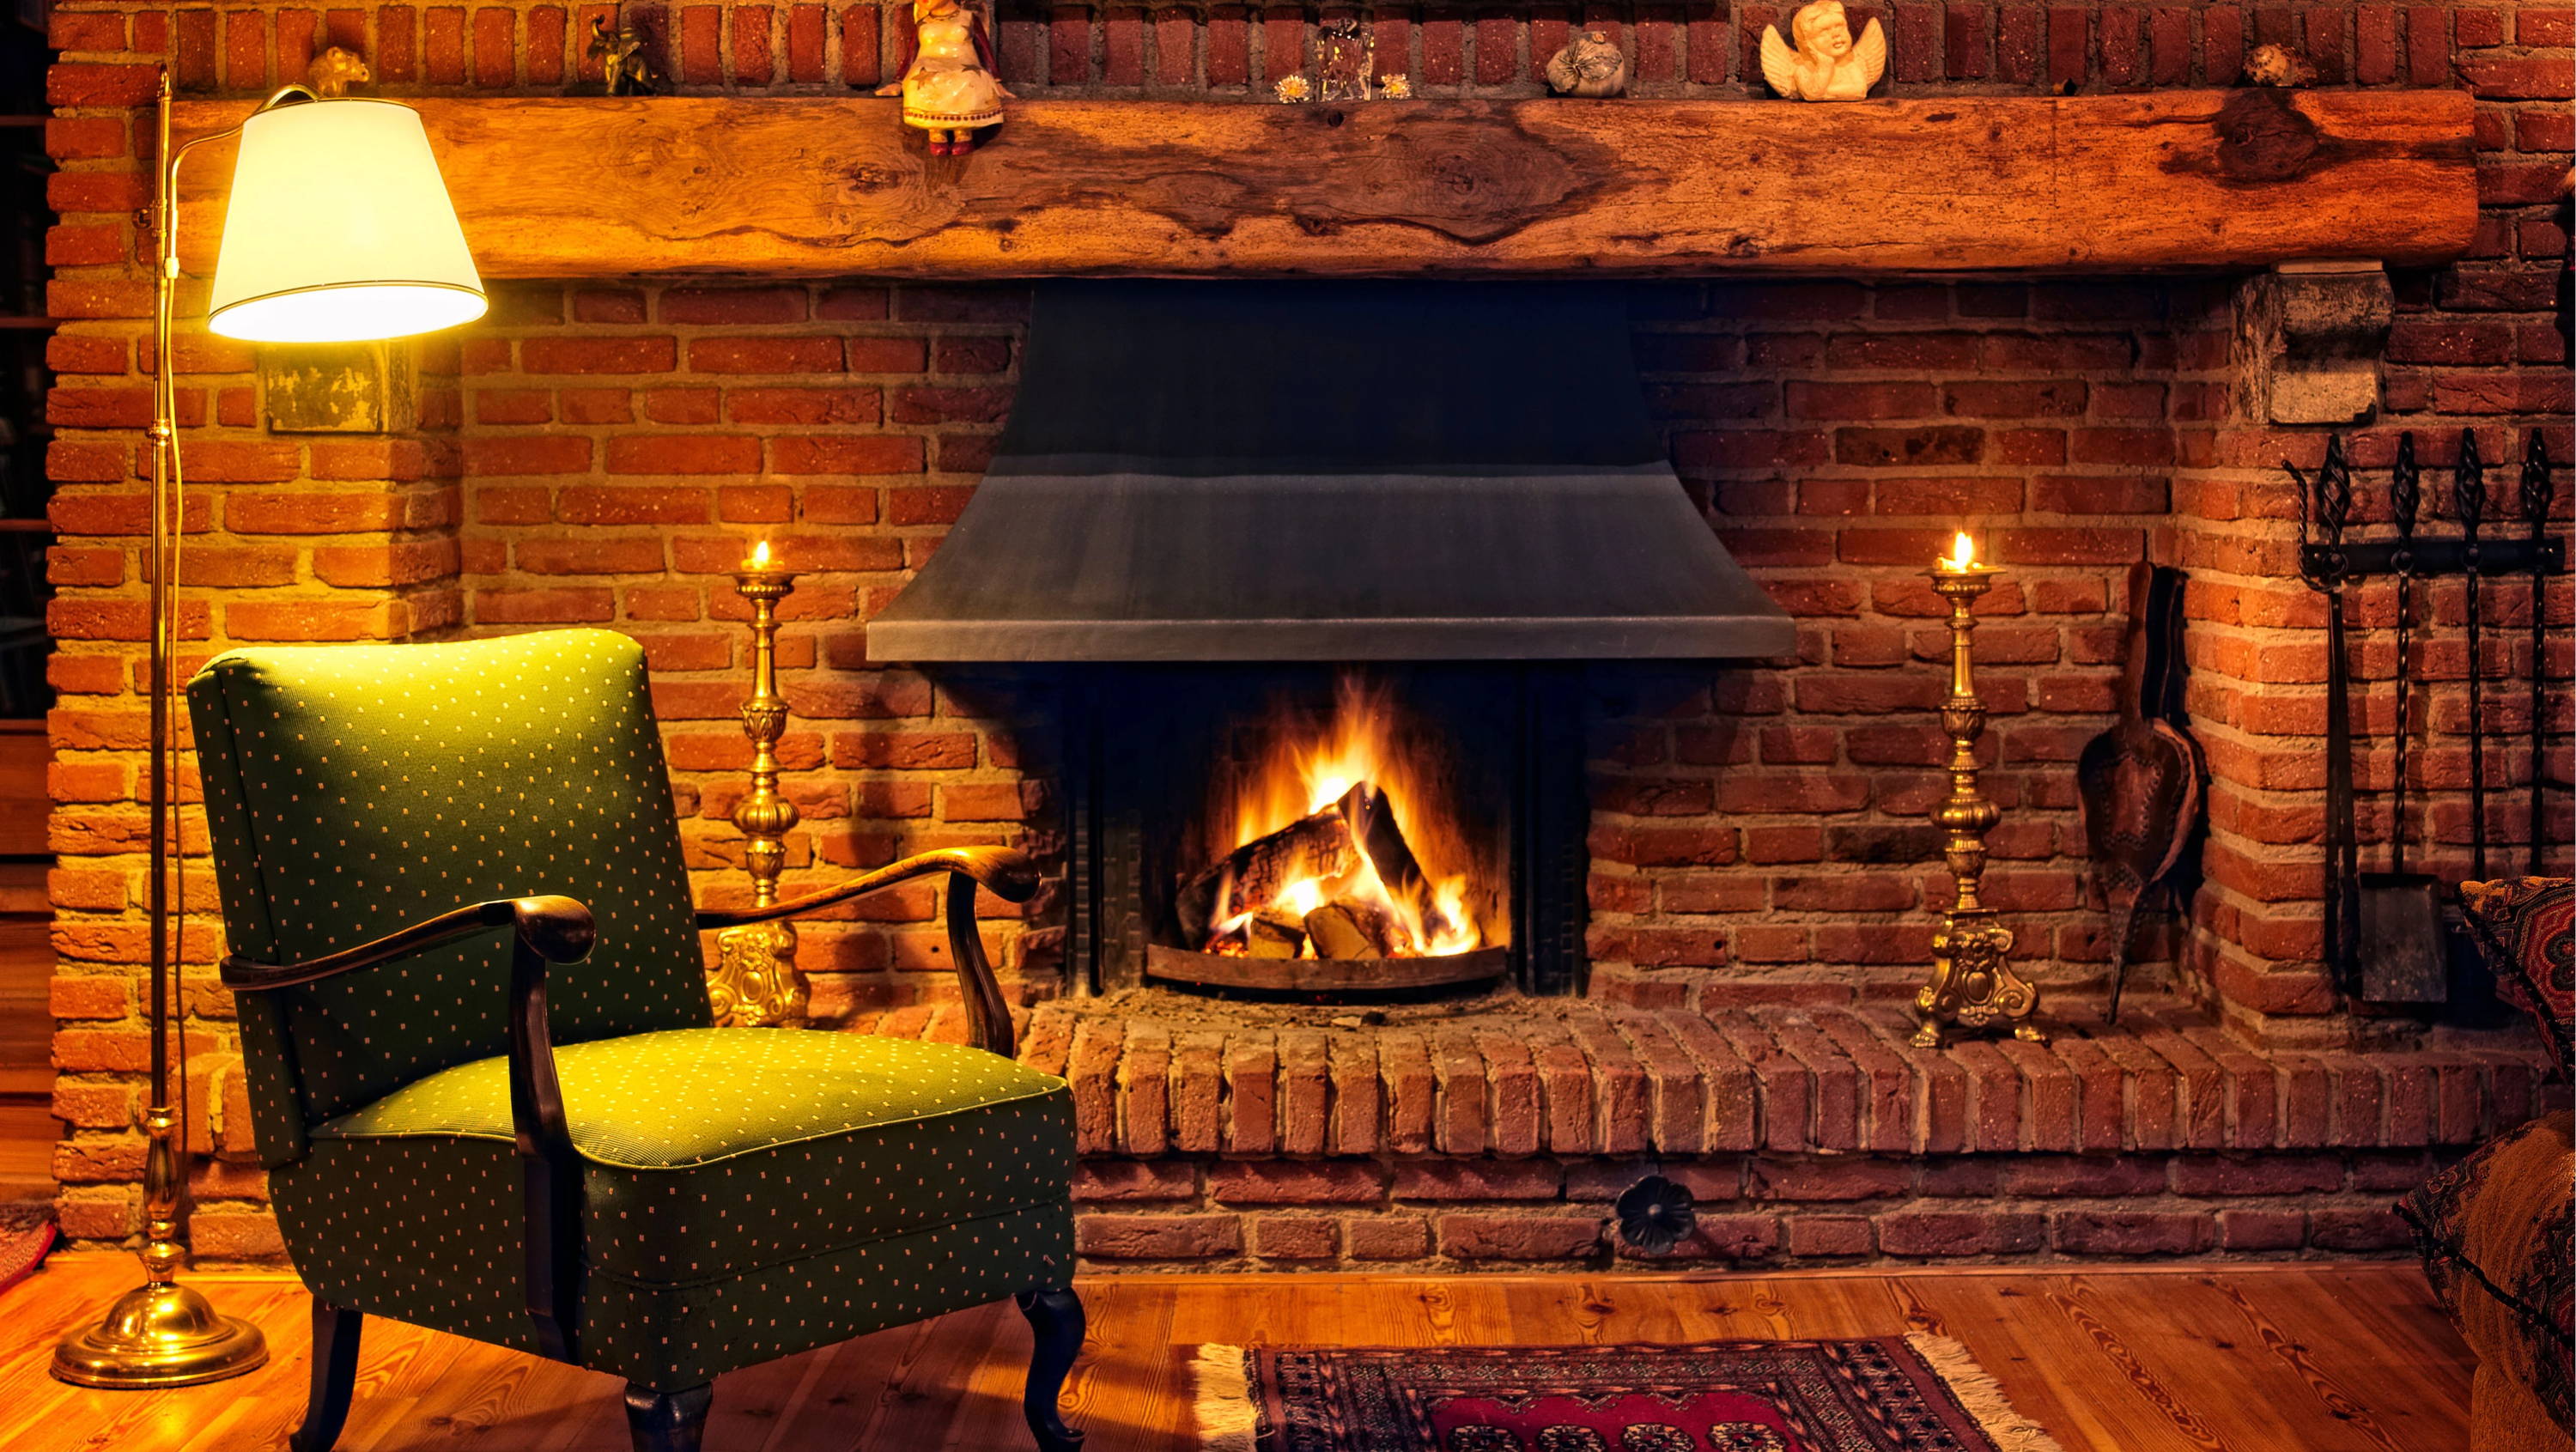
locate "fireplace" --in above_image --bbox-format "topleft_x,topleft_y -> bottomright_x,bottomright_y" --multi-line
870,278 -> 1795,1000
1065,662 -> 1588,997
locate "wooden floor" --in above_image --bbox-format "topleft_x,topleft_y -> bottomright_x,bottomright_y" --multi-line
0,1255 -> 2470,1451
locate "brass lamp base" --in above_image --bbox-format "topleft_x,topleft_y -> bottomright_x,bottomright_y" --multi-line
52,1279 -> 269,1388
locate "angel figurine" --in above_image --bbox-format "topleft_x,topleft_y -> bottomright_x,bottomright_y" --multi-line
878,0 -> 1012,155
1760,0 -> 1886,101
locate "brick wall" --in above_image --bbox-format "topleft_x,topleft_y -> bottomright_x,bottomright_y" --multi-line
40,3 -> 2572,1257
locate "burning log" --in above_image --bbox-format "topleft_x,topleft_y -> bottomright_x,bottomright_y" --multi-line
1337,782 -> 1460,946
1303,898 -> 1400,960
1245,908 -> 1306,958
1176,805 -> 1355,946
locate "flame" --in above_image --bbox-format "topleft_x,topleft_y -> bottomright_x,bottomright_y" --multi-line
1947,532 -> 1976,569
1217,675 -> 1488,959
750,539 -> 772,568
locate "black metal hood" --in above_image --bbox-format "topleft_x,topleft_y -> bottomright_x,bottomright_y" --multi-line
866,280 -> 1794,662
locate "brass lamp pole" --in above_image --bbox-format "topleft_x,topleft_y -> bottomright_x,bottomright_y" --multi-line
55,70 -> 484,1389
1911,532 -> 2043,1048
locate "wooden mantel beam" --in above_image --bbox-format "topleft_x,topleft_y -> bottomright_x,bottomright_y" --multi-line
173,90 -> 2475,280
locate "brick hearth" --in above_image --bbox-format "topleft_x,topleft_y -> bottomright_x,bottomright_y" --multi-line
768,993 -> 2555,1270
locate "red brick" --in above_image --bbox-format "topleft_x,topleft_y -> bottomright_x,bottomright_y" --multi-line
2217,1208 -> 2307,1251
690,337 -> 843,374
528,6 -> 568,85
557,486 -> 711,525
1747,1157 -> 1911,1200
51,62 -> 160,106
1437,1214 -> 1602,1261
1249,1214 -> 1339,1261
605,434 -> 761,475
1876,1210 -> 2044,1256
473,588 -> 617,625
2307,1208 -> 2412,1252
771,435 -> 924,476
465,436 -> 592,476
2052,1210 -> 2214,1255
1075,1213 -> 1242,1260
2458,52 -> 2576,99
1340,1214 -> 1427,1260
422,5 -> 465,83
522,337 -> 677,374
732,4 -> 775,84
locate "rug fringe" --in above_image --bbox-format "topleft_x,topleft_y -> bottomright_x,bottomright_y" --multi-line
1905,1334 -> 2069,1452
1191,1343 -> 1260,1452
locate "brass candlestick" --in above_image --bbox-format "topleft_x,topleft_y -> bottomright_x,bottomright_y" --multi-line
1912,538 -> 2042,1048
707,544 -> 807,1027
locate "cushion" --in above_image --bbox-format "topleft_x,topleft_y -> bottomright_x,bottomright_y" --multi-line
2397,1109 -> 2574,1428
307,1027 -> 1074,1285
2459,877 -> 2573,1066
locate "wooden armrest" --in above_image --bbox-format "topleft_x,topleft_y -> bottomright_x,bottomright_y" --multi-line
219,896 -> 596,990
696,847 -> 1038,1059
221,896 -> 592,1364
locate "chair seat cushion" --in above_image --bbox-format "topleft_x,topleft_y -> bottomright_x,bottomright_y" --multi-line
307,1026 -> 1073,1285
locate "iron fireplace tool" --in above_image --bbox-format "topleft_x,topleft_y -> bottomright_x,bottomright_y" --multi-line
2358,433 -> 2445,1003
2296,439 -> 2361,994
2456,430 -> 2489,880
2075,561 -> 2202,1024
2524,433 -> 2556,877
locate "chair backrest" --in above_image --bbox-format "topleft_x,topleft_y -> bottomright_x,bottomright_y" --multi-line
189,628 -> 712,1166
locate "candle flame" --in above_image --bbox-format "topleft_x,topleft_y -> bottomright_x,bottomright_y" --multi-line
1947,532 -> 1976,569
750,540 -> 770,568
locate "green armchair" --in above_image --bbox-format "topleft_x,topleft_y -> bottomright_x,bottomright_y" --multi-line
186,628 -> 1083,1452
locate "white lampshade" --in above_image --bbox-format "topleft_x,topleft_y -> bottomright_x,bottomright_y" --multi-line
207,97 -> 484,343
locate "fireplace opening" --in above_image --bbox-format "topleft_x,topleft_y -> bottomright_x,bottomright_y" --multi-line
1066,664 -> 1588,1000
1161,670 -> 1510,992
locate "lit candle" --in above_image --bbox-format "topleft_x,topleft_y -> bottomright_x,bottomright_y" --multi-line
1945,532 -> 1976,571
745,539 -> 771,570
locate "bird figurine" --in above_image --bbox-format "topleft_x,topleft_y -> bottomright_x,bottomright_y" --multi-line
1546,30 -> 1630,97
1760,0 -> 1887,101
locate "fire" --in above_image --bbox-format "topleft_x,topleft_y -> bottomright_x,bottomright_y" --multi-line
1204,675 -> 1487,959
1947,532 -> 1976,569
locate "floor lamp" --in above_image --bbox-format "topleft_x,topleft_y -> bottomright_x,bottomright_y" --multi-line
52,70 -> 484,1389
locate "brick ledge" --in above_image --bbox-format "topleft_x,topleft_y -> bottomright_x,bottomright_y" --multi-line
848,993 -> 2558,1158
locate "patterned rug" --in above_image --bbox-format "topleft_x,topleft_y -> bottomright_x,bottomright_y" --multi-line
1192,1337 -> 2064,1452
0,1204 -> 56,1299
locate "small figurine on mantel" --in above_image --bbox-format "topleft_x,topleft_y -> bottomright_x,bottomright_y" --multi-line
1760,0 -> 1887,101
588,14 -> 664,95
878,0 -> 1012,155
306,46 -> 370,98
2244,43 -> 2318,87
1546,31 -> 1631,98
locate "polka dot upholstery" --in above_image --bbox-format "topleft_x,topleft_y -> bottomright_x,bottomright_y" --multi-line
186,629 -> 1078,1393
190,629 -> 714,1167
312,1027 -> 1074,1281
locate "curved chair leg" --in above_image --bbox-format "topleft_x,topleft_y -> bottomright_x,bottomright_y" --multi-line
289,1301 -> 363,1452
1016,1286 -> 1087,1452
623,1382 -> 714,1452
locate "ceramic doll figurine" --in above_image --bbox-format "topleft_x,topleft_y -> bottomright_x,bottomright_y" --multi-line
878,0 -> 1012,155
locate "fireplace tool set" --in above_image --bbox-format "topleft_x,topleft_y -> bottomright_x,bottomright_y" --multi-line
2294,431 -> 2566,1005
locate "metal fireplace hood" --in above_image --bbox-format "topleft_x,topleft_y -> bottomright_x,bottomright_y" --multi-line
866,280 -> 1794,662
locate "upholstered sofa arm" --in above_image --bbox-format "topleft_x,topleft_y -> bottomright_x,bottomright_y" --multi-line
696,847 -> 1039,1060
221,895 -> 595,1364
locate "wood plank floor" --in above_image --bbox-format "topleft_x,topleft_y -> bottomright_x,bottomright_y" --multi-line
0,1255 -> 2470,1451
